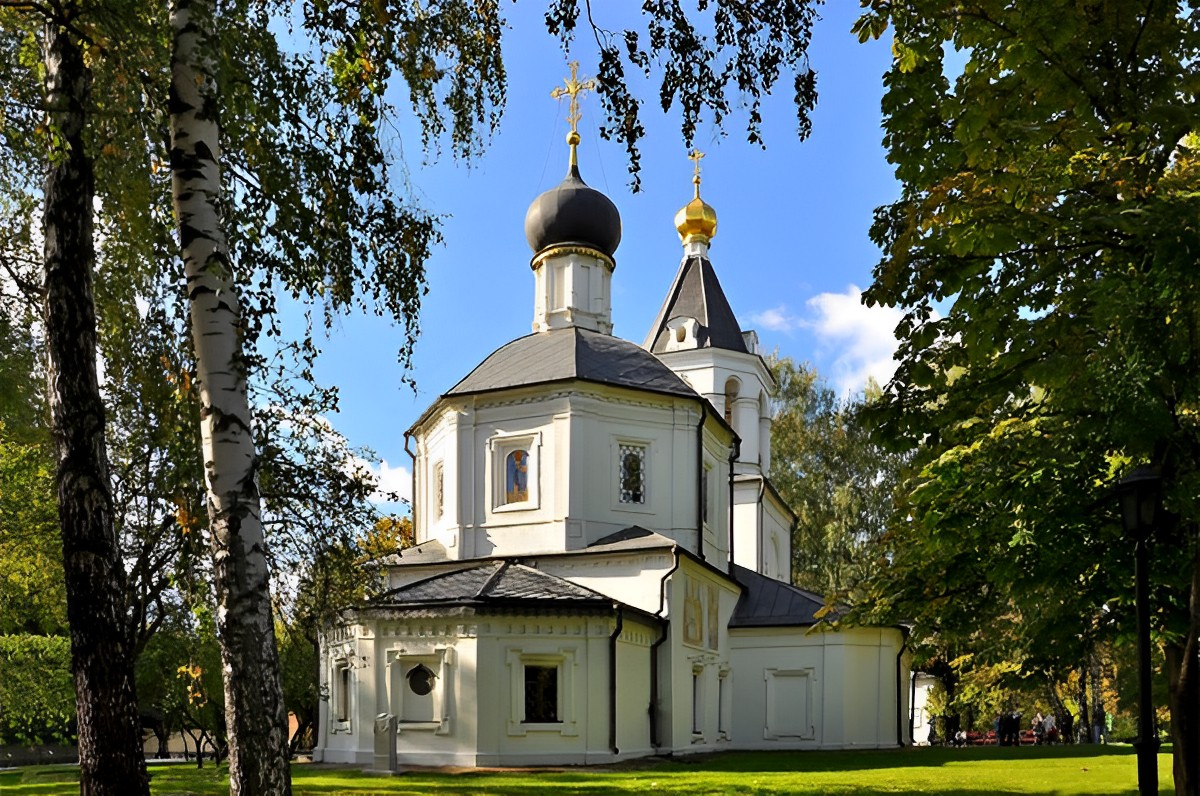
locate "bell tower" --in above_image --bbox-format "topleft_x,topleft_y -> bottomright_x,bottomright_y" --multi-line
644,152 -> 792,578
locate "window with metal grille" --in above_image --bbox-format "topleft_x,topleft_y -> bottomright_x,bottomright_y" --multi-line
618,444 -> 646,504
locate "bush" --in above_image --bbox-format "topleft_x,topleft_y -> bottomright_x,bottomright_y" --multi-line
0,635 -> 75,744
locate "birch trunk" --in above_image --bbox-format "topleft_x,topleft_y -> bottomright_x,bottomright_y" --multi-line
41,14 -> 150,796
168,0 -> 291,792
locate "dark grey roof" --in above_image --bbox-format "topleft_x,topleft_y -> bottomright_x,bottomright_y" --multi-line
588,525 -> 676,553
645,256 -> 748,354
446,327 -> 697,398
379,539 -> 449,566
371,561 -> 613,608
728,564 -> 828,628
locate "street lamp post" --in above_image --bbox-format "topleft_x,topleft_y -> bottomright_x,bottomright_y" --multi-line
1116,465 -> 1162,796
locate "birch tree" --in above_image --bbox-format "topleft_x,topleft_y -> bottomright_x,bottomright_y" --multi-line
168,0 -> 291,790
36,4 -> 151,792
7,1 -> 825,791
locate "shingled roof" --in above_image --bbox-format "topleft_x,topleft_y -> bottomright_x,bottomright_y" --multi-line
644,256 -> 748,354
445,327 -> 697,398
586,525 -> 676,553
370,560 -> 614,609
728,564 -> 829,628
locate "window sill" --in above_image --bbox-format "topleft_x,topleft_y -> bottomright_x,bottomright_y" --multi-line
397,720 -> 441,733
494,501 -> 537,514
508,720 -> 577,737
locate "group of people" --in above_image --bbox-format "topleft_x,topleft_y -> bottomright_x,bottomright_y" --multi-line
940,709 -> 1061,746
1032,711 -> 1058,744
995,711 -> 1022,745
996,710 -> 1058,745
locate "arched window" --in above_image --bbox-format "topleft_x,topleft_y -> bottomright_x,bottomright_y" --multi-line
505,449 -> 529,503
723,377 -> 741,428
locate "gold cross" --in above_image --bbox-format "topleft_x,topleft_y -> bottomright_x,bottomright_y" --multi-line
551,61 -> 596,138
689,148 -> 705,185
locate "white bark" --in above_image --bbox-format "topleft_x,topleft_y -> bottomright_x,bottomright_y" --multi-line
169,0 -> 291,792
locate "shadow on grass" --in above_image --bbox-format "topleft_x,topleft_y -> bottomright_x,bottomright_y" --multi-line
0,746 -> 1172,796
652,744 -> 1141,773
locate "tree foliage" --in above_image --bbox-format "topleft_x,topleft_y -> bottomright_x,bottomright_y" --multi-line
855,1 -> 1200,787
4,0 -> 828,788
769,358 -> 903,598
0,311 -> 64,636
0,634 -> 75,745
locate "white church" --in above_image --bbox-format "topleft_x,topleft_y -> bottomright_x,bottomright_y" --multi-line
315,83 -> 911,768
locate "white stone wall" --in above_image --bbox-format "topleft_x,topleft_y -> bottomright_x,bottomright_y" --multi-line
614,619 -> 656,758
658,558 -> 739,755
412,386 -> 733,563
652,346 -> 774,478
537,552 -> 674,616
477,615 -> 614,765
911,673 -> 938,745
728,625 -> 910,750
731,477 -> 792,580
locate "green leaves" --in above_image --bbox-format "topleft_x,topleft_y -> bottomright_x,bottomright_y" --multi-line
550,0 -> 821,189
857,0 -> 1200,723
769,358 -> 907,600
0,635 -> 74,745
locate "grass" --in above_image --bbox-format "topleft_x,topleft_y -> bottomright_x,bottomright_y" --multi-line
0,745 -> 1176,795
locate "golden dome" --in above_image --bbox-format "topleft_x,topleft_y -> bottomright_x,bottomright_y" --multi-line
675,189 -> 718,245
675,149 -> 717,245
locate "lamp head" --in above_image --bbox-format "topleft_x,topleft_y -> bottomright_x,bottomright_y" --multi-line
1116,465 -> 1161,539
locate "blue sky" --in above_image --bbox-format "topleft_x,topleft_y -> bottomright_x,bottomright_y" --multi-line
298,3 -> 904,504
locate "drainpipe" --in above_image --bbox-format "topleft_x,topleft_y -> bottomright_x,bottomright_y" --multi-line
404,431 -> 417,542
895,629 -> 910,747
909,661 -> 918,744
755,480 -> 766,573
695,404 -> 708,561
727,437 -> 740,568
609,606 -> 624,756
649,550 -> 681,751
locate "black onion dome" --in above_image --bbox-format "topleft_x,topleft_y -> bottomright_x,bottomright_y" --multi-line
524,163 -> 622,258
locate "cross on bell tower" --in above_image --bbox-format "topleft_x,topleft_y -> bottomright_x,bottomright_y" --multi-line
688,148 -> 705,197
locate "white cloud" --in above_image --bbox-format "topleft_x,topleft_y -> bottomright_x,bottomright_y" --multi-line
367,458 -> 412,505
803,285 -> 905,397
750,305 -> 803,333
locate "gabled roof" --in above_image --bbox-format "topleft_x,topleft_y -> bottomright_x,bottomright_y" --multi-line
370,560 -> 613,608
444,327 -> 696,399
644,256 -> 748,354
586,525 -> 677,553
728,564 -> 829,628
378,539 -> 449,566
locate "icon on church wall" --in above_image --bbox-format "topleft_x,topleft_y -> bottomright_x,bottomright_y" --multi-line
434,461 -> 444,518
707,584 -> 720,650
683,576 -> 704,646
506,449 -> 529,503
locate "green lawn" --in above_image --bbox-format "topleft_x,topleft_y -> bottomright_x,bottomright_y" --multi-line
0,745 -> 1176,795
